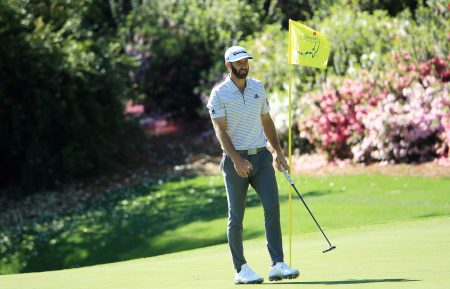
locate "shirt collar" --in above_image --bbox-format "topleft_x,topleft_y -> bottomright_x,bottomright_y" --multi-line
225,74 -> 251,93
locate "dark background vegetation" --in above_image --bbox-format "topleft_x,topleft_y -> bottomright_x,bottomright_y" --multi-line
0,0 -> 438,196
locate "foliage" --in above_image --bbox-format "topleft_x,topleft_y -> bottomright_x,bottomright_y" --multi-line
313,1 -> 447,76
125,0 -> 279,119
339,0 -> 419,16
300,52 -> 449,162
352,54 -> 449,162
241,1 -> 448,163
241,5 -> 414,132
274,0 -> 419,29
1,0 -> 445,193
0,0 -> 144,193
298,75 -> 376,160
317,7 -> 397,75
295,0 -> 449,162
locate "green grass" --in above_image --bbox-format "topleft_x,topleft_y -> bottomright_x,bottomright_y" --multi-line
145,173 -> 450,257
1,217 -> 449,289
1,173 -> 449,274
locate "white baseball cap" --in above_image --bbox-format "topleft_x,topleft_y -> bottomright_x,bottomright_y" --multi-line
224,46 -> 253,62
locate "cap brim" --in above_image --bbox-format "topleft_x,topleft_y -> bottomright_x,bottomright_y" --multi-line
228,56 -> 253,62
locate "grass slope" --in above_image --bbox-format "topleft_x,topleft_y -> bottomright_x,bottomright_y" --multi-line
1,217 -> 449,289
149,174 -> 450,258
2,174 -> 449,273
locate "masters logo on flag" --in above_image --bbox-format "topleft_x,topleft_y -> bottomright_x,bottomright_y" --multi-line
289,19 -> 330,69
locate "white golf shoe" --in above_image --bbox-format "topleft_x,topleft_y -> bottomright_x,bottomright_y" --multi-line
235,263 -> 264,284
268,262 -> 300,281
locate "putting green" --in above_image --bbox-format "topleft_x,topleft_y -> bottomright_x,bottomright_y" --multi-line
1,217 -> 449,289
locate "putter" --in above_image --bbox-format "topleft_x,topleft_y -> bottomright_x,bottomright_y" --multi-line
281,166 -> 336,253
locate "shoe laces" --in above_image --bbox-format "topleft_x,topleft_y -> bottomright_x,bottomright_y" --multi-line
272,262 -> 289,272
242,266 -> 256,276
245,267 -> 256,275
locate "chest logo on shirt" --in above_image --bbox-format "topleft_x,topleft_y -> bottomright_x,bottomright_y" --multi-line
211,109 -> 216,114
254,94 -> 260,99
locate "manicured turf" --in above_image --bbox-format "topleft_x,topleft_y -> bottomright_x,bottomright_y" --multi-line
1,174 -> 449,273
1,217 -> 449,289
148,173 -> 450,257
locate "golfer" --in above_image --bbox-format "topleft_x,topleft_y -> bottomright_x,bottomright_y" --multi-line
207,46 -> 300,284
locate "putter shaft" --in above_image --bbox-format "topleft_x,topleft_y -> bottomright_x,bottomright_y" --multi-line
281,166 -> 336,253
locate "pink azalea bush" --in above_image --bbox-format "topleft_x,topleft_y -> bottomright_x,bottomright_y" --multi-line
299,71 -> 386,160
300,78 -> 367,159
300,52 -> 450,163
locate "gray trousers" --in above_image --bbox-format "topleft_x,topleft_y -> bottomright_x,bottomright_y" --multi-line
220,148 -> 284,271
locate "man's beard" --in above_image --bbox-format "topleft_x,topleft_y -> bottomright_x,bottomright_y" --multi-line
231,63 -> 249,79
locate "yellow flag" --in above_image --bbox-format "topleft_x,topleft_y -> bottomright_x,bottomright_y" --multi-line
289,19 -> 330,69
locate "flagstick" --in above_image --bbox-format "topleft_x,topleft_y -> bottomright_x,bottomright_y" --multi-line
287,19 -> 293,268
286,18 -> 330,267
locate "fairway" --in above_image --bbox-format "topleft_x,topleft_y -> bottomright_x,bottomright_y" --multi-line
1,217 -> 449,289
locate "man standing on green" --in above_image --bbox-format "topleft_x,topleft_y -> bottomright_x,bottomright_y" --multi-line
207,46 -> 300,284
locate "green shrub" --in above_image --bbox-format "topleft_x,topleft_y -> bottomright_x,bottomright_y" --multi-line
0,0 -> 144,194
297,0 -> 449,162
125,0 -> 279,119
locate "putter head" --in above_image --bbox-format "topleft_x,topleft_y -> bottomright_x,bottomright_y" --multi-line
322,245 -> 336,253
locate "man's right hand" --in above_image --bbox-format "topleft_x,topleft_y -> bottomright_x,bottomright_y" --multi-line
231,156 -> 253,178
210,118 -> 253,178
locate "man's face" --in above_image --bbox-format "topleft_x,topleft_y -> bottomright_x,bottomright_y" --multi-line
229,59 -> 249,79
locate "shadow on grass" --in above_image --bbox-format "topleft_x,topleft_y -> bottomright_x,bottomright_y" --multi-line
262,278 -> 420,285
20,176 -> 264,273
18,178 -> 341,273
279,189 -> 336,202
302,190 -> 334,198
416,212 -> 446,218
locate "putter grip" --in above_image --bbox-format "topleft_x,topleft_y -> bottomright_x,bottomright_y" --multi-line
281,166 -> 294,185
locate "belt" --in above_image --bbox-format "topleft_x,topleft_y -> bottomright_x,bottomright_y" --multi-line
236,147 -> 266,155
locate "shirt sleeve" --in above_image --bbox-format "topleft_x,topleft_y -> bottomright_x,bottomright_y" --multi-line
207,88 -> 226,119
260,84 -> 270,114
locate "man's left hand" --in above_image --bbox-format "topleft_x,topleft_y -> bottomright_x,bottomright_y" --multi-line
274,154 -> 289,172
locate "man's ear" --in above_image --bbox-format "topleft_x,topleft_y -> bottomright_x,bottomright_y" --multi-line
225,62 -> 231,70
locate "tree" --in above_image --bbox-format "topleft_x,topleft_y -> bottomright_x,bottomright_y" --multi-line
0,0 -> 143,195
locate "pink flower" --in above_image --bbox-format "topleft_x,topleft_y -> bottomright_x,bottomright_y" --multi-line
401,50 -> 410,60
418,63 -> 431,76
125,102 -> 144,116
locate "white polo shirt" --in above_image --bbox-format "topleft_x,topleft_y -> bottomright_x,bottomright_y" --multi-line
207,75 -> 270,150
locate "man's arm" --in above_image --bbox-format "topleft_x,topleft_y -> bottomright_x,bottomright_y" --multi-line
211,117 -> 252,178
261,112 -> 289,171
